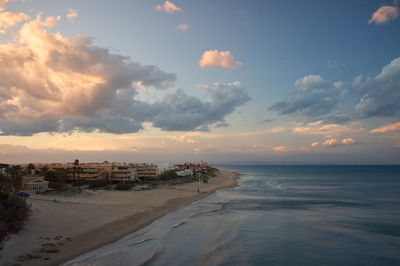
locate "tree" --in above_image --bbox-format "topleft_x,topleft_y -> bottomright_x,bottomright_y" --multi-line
72,159 -> 80,183
8,166 -> 22,195
0,173 -> 12,195
26,163 -> 35,175
39,166 -> 48,175
72,159 -> 83,186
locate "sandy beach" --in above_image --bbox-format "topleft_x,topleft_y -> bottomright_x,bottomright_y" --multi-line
0,170 -> 240,266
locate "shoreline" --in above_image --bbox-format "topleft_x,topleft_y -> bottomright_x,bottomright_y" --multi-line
0,169 -> 240,266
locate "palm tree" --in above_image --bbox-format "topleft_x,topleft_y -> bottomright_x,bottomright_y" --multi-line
72,159 -> 79,183
73,159 -> 82,186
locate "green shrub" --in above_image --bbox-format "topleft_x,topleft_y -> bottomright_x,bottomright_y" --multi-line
158,170 -> 178,180
0,193 -> 30,243
89,179 -> 111,189
115,182 -> 133,190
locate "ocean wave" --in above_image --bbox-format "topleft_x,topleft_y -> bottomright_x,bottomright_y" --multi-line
172,221 -> 187,229
129,238 -> 153,246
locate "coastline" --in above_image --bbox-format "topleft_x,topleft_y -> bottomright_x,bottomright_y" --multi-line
0,169 -> 240,266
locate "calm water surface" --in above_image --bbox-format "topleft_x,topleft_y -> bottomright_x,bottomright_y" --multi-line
64,165 -> 400,266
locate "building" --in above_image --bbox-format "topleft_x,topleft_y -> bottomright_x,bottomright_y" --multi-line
111,163 -> 136,181
176,169 -> 193,177
22,174 -> 49,191
0,164 -> 8,175
33,162 -> 159,181
133,163 -> 159,180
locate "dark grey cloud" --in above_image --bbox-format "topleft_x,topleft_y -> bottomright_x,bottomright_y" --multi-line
0,119 -> 59,136
268,75 -> 345,116
214,122 -> 230,128
58,116 -> 143,134
354,57 -> 400,118
260,118 -> 275,124
151,82 -> 250,131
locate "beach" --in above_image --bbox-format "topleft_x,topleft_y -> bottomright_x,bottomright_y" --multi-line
0,170 -> 240,266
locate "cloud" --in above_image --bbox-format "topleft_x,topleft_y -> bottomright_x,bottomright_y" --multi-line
0,12 -> 249,136
273,145 -> 294,152
193,144 -> 219,153
313,113 -> 351,125
0,0 -> 14,12
199,50 -> 242,69
269,75 -> 345,116
292,120 -> 364,135
354,57 -> 400,118
370,122 -> 400,133
214,122 -> 230,128
170,134 -> 197,144
175,24 -> 188,31
154,1 -> 183,14
369,4 -> 399,24
260,118 -> 275,124
328,60 -> 346,69
312,137 -> 356,148
150,81 -> 250,131
0,13 -> 177,135
272,145 -> 310,153
311,142 -> 320,147
0,10 -> 29,34
66,9 -> 78,22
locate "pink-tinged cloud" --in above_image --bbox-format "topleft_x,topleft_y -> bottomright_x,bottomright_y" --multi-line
66,9 -> 78,22
292,121 -> 364,135
273,146 -> 294,152
314,137 -> 356,148
311,142 -> 320,147
199,50 -> 242,69
341,138 -> 355,145
369,5 -> 399,24
154,1 -> 183,14
170,134 -> 198,144
175,24 -> 188,31
0,13 -> 180,135
370,122 -> 400,133
0,0 -> 14,11
0,11 -> 29,34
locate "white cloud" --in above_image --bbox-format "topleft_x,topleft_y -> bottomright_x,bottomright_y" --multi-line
199,50 -> 242,69
154,1 -> 183,14
369,5 -> 399,24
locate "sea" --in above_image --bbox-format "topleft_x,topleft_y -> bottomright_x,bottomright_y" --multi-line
64,165 -> 400,266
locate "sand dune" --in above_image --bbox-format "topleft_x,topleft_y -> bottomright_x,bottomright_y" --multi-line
0,170 -> 239,266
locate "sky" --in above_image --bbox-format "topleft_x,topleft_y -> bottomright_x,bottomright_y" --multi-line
0,0 -> 399,164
